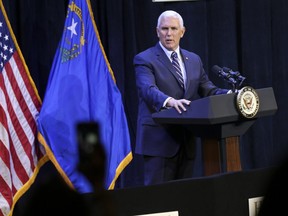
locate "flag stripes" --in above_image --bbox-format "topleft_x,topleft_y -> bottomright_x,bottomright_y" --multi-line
0,2 -> 46,215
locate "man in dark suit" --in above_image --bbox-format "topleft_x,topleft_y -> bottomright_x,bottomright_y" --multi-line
133,10 -> 228,186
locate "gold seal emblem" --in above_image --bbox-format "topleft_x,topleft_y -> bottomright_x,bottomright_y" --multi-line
236,86 -> 260,118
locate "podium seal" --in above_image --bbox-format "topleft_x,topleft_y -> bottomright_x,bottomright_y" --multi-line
236,86 -> 260,118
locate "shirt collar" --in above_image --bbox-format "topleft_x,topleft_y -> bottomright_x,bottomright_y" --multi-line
159,41 -> 181,61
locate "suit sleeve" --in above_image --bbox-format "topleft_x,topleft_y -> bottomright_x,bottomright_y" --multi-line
134,53 -> 170,112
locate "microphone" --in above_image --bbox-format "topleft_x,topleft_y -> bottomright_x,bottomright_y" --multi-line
222,67 -> 246,86
211,65 -> 237,84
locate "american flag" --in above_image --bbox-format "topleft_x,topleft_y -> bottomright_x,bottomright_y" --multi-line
0,3 -> 46,216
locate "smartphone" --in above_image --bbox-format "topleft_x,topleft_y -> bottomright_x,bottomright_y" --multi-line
76,121 -> 106,185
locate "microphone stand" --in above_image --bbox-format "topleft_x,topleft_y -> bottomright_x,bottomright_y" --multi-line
228,79 -> 236,93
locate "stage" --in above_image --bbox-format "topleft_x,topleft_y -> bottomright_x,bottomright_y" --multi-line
13,166 -> 276,216
107,167 -> 275,216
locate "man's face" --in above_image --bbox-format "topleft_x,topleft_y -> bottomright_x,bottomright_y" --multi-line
156,16 -> 185,51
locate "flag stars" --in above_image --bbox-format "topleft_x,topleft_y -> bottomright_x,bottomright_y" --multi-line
67,18 -> 78,39
0,20 -> 15,70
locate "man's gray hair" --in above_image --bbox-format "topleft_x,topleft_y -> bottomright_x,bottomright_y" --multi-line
157,10 -> 184,28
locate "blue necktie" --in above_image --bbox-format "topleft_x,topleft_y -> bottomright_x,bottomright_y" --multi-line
171,51 -> 184,89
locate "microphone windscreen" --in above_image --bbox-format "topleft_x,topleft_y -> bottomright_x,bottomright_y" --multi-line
211,65 -> 222,74
222,67 -> 231,72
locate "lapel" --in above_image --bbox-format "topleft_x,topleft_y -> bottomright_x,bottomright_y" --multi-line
180,49 -> 192,93
154,43 -> 184,89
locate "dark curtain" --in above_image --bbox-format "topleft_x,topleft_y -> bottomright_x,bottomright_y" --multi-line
3,0 -> 288,188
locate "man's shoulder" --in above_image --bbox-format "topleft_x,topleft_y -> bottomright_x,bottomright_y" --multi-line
180,48 -> 199,59
136,47 -> 154,56
134,44 -> 161,63
136,44 -> 159,56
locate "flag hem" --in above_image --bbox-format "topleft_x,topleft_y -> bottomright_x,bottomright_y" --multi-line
37,132 -> 75,189
108,152 -> 133,189
8,155 -> 49,216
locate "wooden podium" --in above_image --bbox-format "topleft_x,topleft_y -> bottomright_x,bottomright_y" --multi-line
152,87 -> 278,176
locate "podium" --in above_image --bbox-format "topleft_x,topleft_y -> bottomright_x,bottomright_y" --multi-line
152,87 -> 277,175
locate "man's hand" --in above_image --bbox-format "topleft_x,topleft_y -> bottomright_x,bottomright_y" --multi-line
166,98 -> 191,114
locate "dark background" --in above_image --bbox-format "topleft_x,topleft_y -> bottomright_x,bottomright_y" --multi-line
2,0 -> 288,188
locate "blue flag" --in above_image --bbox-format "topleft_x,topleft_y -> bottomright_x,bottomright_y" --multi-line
37,0 -> 132,192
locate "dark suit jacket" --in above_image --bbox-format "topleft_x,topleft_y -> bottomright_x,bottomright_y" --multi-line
134,43 -> 227,158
